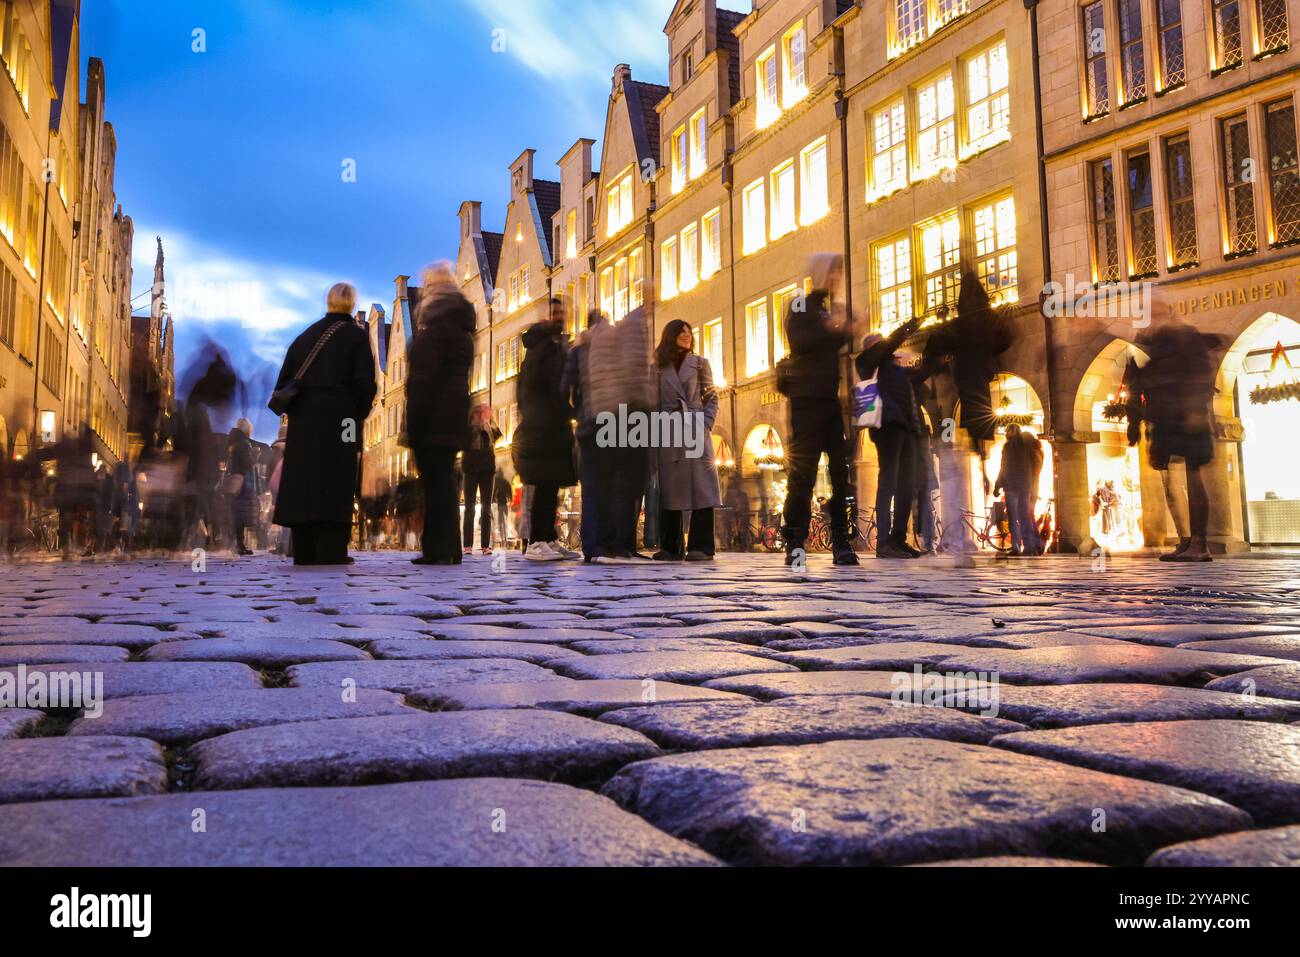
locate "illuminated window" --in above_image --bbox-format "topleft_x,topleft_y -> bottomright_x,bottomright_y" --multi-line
1,5 -> 31,113
915,72 -> 955,178
1125,148 -> 1158,277
770,160 -> 796,240
756,47 -> 779,127
743,179 -> 766,254
701,208 -> 722,279
1082,2 -> 1109,118
934,0 -> 969,28
1089,157 -> 1121,282
614,257 -> 629,321
783,23 -> 807,107
1116,0 -> 1146,105
606,171 -> 634,237
919,211 -> 960,314
690,109 -> 708,179
874,236 -> 913,334
702,318 -> 725,384
1164,133 -> 1197,268
565,209 -> 577,259
630,248 -> 644,309
671,124 -> 689,194
600,266 -> 614,316
679,223 -> 699,293
1220,113 -> 1257,256
745,299 -> 770,376
662,236 -> 679,300
800,138 -> 829,225
870,99 -> 908,199
894,0 -> 928,55
1265,98 -> 1299,245
0,123 -> 22,252
1210,0 -> 1243,72
1155,0 -> 1185,90
971,195 -> 1017,303
1256,0 -> 1289,55
773,285 -> 799,361
965,40 -> 1009,154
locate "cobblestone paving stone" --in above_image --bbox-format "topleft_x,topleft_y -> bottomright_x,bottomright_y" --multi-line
1,552 -> 1299,866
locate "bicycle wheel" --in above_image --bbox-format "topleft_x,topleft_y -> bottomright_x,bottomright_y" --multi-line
760,524 -> 783,552
983,518 -> 1011,554
813,521 -> 832,552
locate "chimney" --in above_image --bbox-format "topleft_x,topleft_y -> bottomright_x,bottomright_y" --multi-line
459,200 -> 482,238
612,63 -> 632,93
395,275 -> 409,300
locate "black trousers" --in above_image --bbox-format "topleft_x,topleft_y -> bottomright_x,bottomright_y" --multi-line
782,397 -> 850,544
414,446 -> 461,560
530,483 -> 559,543
462,471 -> 493,549
872,425 -> 916,542
597,444 -> 648,557
578,435 -> 602,559
660,507 -> 714,557
291,522 -> 351,565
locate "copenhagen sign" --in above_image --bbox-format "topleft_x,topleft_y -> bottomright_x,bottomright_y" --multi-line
1175,275 -> 1300,316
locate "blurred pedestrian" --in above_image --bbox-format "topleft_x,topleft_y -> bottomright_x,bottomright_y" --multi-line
1127,319 -> 1222,562
405,261 -> 475,565
225,418 -> 258,555
492,469 -> 512,548
586,306 -> 655,563
563,308 -> 608,561
777,253 -> 856,566
514,298 -> 577,561
856,316 -> 924,559
993,424 -> 1041,556
652,319 -> 721,562
270,282 -> 377,566
461,405 -> 501,556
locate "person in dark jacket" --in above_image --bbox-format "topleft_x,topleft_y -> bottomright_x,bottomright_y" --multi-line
779,253 -> 856,566
993,424 -> 1042,556
226,418 -> 258,555
856,316 -> 924,559
271,282 -> 377,565
1127,319 -> 1222,562
492,468 -> 512,547
513,298 -> 577,562
405,262 -> 476,565
461,404 -> 502,555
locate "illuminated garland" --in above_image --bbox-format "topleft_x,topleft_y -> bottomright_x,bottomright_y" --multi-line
1250,381 -> 1300,405
1100,400 -> 1129,422
993,413 -> 1037,429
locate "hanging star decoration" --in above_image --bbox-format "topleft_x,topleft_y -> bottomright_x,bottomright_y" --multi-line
992,394 -> 1036,430
1249,341 -> 1300,405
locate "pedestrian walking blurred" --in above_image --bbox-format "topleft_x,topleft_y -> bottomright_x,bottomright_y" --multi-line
653,319 -> 721,562
856,316 -> 924,559
586,305 -> 655,563
225,419 -> 258,555
563,308 -> 609,561
492,469 -> 512,547
270,282 -> 377,566
514,298 -> 577,562
461,405 -> 501,555
405,262 -> 475,565
920,271 -> 1015,565
776,253 -> 856,566
1127,320 -> 1222,561
993,424 -> 1042,556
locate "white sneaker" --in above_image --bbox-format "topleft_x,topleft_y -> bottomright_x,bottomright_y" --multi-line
591,555 -> 621,564
524,541 -> 564,562
551,543 -> 580,560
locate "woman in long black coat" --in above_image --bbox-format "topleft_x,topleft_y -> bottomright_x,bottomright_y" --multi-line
271,283 -> 377,565
405,263 -> 476,564
512,299 -> 577,560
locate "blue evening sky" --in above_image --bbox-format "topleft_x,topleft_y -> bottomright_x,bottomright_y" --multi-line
80,0 -> 674,436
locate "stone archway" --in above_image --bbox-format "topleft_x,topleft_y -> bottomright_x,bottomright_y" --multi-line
1219,310 -> 1300,545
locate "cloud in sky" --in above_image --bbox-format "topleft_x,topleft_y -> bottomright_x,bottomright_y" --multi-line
459,0 -> 670,110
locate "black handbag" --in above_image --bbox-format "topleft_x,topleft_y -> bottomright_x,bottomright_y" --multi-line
268,321 -> 346,417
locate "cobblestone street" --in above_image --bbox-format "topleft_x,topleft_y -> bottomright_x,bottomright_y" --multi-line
2,551 -> 1300,867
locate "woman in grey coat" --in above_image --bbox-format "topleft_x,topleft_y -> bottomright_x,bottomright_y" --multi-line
653,320 -> 722,561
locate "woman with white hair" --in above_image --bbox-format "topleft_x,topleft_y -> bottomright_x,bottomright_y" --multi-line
405,262 -> 476,564
270,282 -> 377,565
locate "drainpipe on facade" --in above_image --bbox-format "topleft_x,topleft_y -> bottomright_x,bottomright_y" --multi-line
31,139 -> 53,449
834,27 -> 858,503
1026,0 -> 1060,550
723,148 -> 740,484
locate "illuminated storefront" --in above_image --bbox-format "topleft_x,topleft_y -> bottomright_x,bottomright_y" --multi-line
1234,316 -> 1300,545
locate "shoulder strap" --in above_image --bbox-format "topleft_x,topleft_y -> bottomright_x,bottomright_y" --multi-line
293,321 -> 347,380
